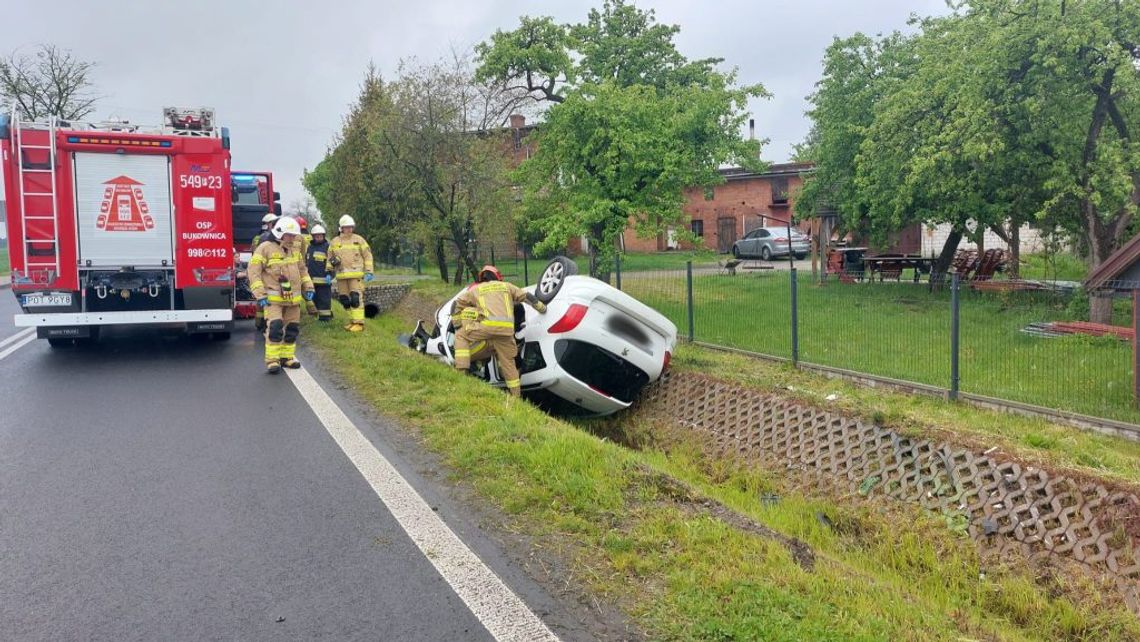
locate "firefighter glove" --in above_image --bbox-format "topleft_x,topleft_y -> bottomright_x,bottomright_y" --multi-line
257,297 -> 269,308
364,272 -> 375,282
304,291 -> 315,301
325,274 -> 334,285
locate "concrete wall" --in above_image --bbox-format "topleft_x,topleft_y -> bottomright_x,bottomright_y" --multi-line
920,222 -> 1052,257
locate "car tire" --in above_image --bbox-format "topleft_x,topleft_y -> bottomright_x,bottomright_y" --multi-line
795,253 -> 806,260
761,246 -> 772,261
732,246 -> 741,259
536,256 -> 577,303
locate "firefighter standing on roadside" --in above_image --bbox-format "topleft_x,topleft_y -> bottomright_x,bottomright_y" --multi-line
451,265 -> 547,396
248,217 -> 315,374
325,215 -> 374,332
252,212 -> 279,332
306,224 -> 334,322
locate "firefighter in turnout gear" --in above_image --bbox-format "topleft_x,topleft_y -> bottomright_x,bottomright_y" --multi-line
306,224 -> 333,322
326,215 -> 374,332
248,217 -> 315,374
451,265 -> 547,396
252,212 -> 280,332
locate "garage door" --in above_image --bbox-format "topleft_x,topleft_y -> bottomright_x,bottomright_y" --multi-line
74,152 -> 174,267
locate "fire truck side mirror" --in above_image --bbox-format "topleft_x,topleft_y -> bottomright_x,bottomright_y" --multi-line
273,191 -> 281,202
221,126 -> 230,150
0,114 -> 9,138
273,203 -> 283,216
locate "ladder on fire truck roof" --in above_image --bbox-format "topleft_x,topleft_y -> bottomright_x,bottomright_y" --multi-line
11,113 -> 63,284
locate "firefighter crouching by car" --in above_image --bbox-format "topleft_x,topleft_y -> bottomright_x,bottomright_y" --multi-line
306,224 -> 333,321
451,265 -> 547,396
248,217 -> 315,374
325,215 -> 374,332
252,213 -> 279,332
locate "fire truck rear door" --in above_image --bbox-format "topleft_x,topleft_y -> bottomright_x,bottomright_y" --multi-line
74,152 -> 174,267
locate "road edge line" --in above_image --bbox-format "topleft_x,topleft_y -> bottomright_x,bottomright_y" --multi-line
285,366 -> 560,642
0,330 -> 36,361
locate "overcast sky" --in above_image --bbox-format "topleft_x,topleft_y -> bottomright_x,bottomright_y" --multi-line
1,0 -> 948,212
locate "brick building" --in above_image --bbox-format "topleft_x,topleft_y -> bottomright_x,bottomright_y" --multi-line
621,162 -> 814,254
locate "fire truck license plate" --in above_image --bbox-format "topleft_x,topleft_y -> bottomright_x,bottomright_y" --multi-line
23,294 -> 72,307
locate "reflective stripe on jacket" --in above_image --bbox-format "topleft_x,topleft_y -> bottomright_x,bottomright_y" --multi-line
247,239 -> 314,306
306,239 -> 330,279
326,233 -> 373,279
452,281 -> 530,336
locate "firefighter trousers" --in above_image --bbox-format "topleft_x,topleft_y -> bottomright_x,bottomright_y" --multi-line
313,283 -> 333,321
454,326 -> 521,396
337,278 -> 365,325
264,303 -> 302,364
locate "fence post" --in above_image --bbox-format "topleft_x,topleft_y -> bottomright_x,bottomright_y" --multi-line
523,247 -> 529,286
615,252 -> 622,290
950,272 -> 961,401
416,252 -> 422,275
491,244 -> 496,265
686,260 -> 695,342
791,267 -> 799,366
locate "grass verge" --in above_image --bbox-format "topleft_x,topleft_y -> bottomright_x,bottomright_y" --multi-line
304,286 -> 1140,641
0,244 -> 8,276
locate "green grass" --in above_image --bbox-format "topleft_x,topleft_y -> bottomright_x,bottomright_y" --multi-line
1019,253 -> 1088,281
573,250 -> 720,275
303,290 -> 1140,640
620,270 -> 1139,424
0,243 -> 8,276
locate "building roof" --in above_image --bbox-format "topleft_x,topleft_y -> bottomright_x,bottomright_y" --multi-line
1085,233 -> 1140,291
720,161 -> 815,181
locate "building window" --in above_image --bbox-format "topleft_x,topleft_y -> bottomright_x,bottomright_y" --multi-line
704,186 -> 715,201
772,177 -> 789,205
691,219 -> 705,237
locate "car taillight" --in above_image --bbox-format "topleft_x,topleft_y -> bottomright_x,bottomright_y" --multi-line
663,350 -> 672,371
776,237 -> 788,243
548,303 -> 588,334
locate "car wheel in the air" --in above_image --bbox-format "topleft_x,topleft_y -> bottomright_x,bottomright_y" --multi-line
536,255 -> 578,303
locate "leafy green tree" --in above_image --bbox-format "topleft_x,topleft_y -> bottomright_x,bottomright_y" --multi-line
800,1 -> 1140,316
477,0 -> 765,279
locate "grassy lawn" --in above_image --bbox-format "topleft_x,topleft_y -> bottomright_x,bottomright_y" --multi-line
1018,252 -> 1088,281
573,250 -> 720,275
0,243 -> 8,276
303,288 -> 1140,640
621,271 -> 1138,424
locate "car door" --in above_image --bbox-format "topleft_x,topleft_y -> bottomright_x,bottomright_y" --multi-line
755,229 -> 771,256
739,229 -> 756,256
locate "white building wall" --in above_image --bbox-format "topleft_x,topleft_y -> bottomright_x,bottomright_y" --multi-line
920,222 -> 1051,257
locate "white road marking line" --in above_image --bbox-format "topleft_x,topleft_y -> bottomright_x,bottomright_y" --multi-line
286,367 -> 560,642
0,329 -> 36,362
0,327 -> 35,351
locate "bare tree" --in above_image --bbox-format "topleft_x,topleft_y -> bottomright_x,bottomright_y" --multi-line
287,195 -> 320,223
0,45 -> 99,120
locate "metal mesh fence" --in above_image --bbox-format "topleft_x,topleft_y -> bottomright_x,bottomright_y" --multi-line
600,255 -> 1140,426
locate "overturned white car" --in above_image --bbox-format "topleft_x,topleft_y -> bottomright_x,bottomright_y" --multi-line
404,257 -> 678,417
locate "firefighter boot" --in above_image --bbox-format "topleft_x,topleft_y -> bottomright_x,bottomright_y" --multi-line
266,361 -> 282,374
348,323 -> 364,333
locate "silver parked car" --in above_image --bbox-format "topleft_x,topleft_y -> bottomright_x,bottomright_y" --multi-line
732,226 -> 810,260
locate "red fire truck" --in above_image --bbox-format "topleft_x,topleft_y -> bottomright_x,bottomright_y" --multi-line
1,107 -> 236,345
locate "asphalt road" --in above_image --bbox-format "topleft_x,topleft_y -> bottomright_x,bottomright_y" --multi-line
0,291 -> 568,641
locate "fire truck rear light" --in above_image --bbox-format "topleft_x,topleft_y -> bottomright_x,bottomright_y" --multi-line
193,268 -> 234,285
548,304 -> 588,334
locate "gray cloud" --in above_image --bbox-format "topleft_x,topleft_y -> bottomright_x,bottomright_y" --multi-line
1,0 -> 948,210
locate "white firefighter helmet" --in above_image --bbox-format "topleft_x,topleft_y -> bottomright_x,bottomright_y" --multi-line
261,213 -> 279,224
311,224 -> 326,235
338,215 -> 356,229
272,216 -> 302,240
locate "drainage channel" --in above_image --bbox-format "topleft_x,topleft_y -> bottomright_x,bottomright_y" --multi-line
632,371 -> 1140,614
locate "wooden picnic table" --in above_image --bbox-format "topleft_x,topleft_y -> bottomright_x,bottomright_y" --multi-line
861,255 -> 936,283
